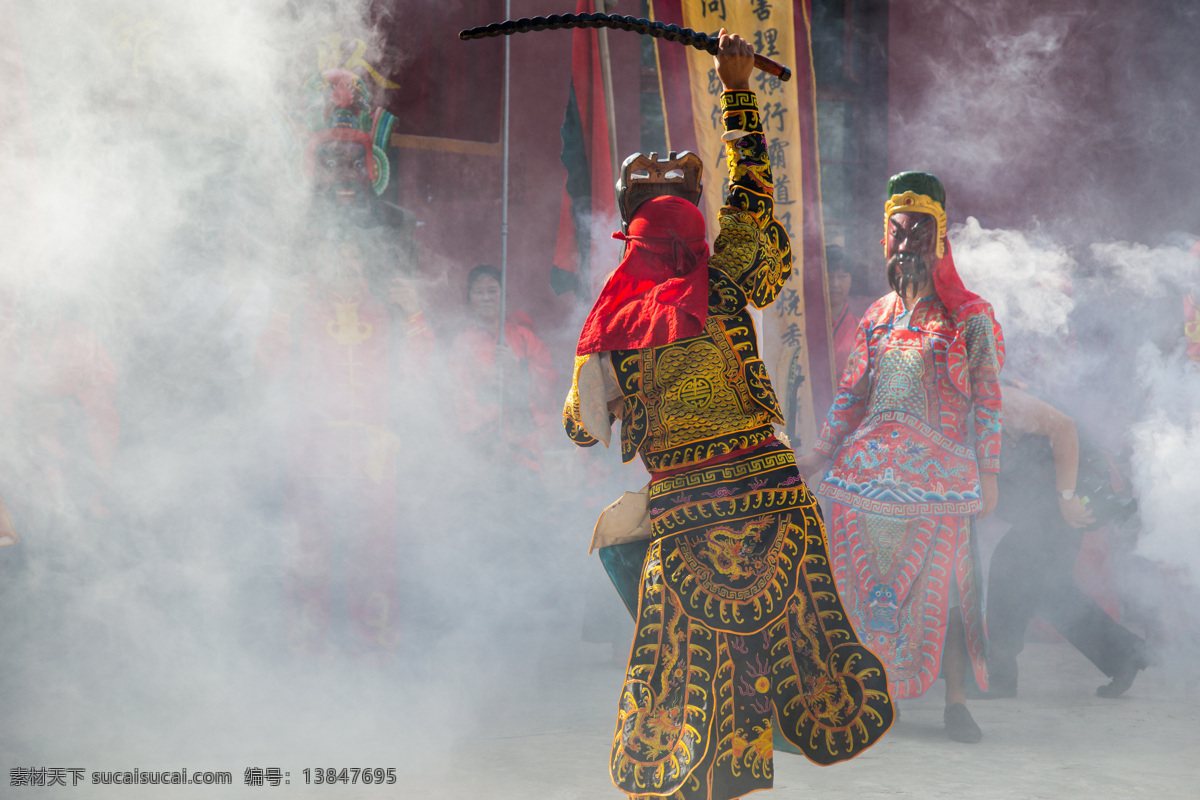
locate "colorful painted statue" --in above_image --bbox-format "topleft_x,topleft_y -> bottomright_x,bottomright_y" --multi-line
257,231 -> 432,658
301,68 -> 393,214
797,171 -> 1004,743
564,34 -> 892,800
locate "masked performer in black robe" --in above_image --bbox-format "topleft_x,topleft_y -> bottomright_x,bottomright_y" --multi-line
564,31 -> 893,800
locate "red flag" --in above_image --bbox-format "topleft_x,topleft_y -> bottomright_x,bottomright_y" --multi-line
791,0 -> 835,421
648,0 -> 697,155
551,0 -> 616,298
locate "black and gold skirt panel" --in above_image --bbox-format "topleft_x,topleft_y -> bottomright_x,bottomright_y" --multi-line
611,443 -> 894,799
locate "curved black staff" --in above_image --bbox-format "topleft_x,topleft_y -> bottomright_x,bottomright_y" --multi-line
459,13 -> 792,83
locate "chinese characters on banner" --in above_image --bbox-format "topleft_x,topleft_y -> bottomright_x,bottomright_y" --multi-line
676,0 -> 826,449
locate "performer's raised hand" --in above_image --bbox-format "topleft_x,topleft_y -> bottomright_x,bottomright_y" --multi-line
715,29 -> 754,92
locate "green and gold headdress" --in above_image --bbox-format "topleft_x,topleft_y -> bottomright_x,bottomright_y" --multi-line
301,69 -> 394,196
884,171 -> 947,258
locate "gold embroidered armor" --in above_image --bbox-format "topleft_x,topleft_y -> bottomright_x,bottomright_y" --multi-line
564,91 -> 792,473
567,89 -> 896,794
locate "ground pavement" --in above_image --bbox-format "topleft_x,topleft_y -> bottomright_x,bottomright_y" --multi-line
7,637 -> 1193,800
406,640 -> 1197,800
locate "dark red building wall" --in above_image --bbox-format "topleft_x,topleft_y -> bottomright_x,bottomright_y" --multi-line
375,0 -> 645,358
888,0 -> 1200,247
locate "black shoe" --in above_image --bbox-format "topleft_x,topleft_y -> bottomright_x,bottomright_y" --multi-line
1096,653 -> 1149,699
944,703 -> 983,743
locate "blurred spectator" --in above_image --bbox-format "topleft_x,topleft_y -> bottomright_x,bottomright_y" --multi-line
450,265 -> 557,477
986,383 -> 1148,698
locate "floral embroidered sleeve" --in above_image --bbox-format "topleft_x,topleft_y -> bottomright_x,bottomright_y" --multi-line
963,311 -> 1003,472
813,315 -> 870,457
707,90 -> 793,309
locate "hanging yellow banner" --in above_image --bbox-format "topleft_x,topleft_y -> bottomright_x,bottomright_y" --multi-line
679,0 -> 818,448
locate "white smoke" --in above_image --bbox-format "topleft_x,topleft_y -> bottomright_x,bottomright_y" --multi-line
892,13 -> 1072,196
0,0 -> 1196,794
952,216 -> 1075,339
1087,239 -> 1200,586
0,0 -> 607,781
946,217 -> 1077,393
1130,344 -> 1200,577
1091,240 -> 1199,300
890,1 -> 1200,600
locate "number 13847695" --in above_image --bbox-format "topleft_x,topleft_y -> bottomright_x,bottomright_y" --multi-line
303,768 -> 397,785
